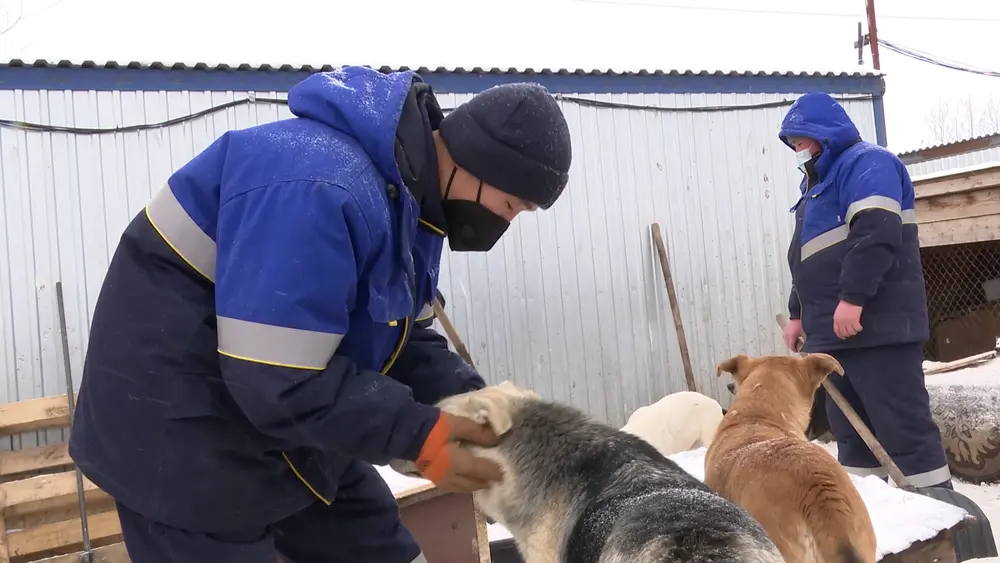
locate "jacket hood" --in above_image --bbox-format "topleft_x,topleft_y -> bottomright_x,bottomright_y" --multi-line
287,66 -> 416,186
778,92 -> 862,177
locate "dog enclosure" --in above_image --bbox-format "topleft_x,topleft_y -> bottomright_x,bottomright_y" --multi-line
914,164 -> 1000,362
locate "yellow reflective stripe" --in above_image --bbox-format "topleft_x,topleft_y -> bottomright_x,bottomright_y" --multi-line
417,218 -> 445,236
281,453 -> 332,505
217,316 -> 343,370
845,195 -> 901,226
145,183 -> 217,282
380,317 -> 410,374
801,225 -> 849,261
416,302 -> 435,322
901,208 -> 916,224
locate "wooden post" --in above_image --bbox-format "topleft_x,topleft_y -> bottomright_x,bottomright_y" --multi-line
866,0 -> 881,70
651,223 -> 697,393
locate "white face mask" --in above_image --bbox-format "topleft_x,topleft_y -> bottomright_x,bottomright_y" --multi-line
795,148 -> 813,172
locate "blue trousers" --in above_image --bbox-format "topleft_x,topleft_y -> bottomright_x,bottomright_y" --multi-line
116,461 -> 426,563
825,343 -> 952,489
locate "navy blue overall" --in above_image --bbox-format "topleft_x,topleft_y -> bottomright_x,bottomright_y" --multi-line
781,92 -> 950,489
69,66 -> 484,562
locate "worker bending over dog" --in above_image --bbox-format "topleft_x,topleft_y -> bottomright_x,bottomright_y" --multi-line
68,66 -> 573,563
780,92 -> 952,491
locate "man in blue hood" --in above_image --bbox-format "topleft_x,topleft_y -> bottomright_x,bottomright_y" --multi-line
779,92 -> 951,491
68,66 -> 573,563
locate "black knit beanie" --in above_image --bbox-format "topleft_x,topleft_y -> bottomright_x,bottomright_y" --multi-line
439,83 -> 572,210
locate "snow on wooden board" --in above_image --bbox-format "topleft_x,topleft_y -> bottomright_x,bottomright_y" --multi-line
376,448 -> 969,559
924,356 -> 1000,388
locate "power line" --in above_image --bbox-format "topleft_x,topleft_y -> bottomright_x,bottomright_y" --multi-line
0,93 -> 881,135
570,0 -> 1000,22
879,39 -> 1000,78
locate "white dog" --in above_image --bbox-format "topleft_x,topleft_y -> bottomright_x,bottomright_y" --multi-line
619,390 -> 725,456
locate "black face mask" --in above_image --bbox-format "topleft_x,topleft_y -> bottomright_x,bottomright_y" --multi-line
442,167 -> 511,252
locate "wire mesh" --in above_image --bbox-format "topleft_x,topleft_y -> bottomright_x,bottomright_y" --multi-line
921,240 -> 1000,362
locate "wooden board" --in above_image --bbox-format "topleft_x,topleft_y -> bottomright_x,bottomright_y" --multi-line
399,490 -> 487,563
0,398 -> 71,437
880,528 -> 956,563
917,214 -> 1000,247
8,510 -> 122,562
913,165 -> 1000,200
32,543 -> 129,563
0,445 -> 72,482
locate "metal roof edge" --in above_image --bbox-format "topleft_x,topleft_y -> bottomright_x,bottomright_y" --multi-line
0,58 -> 885,78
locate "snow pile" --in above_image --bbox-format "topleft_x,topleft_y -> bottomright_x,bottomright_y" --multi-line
377,444 -> 970,559
924,356 -> 1000,388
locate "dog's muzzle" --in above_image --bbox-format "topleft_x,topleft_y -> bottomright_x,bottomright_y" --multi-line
726,382 -> 736,394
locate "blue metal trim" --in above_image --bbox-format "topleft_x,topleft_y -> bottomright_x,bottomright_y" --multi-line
872,95 -> 888,147
0,66 -> 885,95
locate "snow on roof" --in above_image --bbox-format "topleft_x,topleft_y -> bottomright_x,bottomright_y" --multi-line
898,131 -> 1000,158
0,58 -> 884,78
910,160 -> 1000,184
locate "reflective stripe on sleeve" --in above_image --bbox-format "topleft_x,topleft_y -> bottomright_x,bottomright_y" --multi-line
217,316 -> 344,370
145,183 -> 218,282
845,194 -> 902,226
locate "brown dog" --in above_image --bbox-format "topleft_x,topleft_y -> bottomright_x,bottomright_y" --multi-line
704,353 -> 877,563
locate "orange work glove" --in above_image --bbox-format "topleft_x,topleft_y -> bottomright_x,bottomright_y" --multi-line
415,412 -> 503,493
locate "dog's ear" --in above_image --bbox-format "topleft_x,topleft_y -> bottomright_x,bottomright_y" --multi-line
803,353 -> 844,384
716,355 -> 754,384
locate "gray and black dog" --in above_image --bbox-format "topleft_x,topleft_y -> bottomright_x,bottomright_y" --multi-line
391,382 -> 785,563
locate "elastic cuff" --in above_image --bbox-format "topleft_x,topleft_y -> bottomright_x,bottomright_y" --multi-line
415,413 -> 451,483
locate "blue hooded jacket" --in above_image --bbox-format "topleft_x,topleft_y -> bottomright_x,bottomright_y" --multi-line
780,92 -> 929,352
69,66 -> 484,533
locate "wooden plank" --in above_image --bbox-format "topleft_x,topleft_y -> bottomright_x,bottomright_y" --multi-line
395,483 -> 446,508
31,542 -> 130,563
0,488 -> 12,563
880,528 -> 956,563
398,491 -> 486,563
914,166 -> 1000,200
915,186 -> 1000,224
474,507 -> 492,563
918,214 -> 1000,247
0,472 -> 107,518
7,510 -> 121,560
0,445 -> 72,480
0,397 -> 71,437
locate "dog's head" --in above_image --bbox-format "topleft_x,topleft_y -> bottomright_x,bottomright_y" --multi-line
716,353 -> 843,430
436,380 -> 540,437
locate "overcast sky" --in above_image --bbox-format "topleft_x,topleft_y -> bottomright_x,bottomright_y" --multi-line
1,0 -> 997,153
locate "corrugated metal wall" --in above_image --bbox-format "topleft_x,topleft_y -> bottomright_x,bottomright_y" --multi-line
905,145 -> 1000,178
0,86 -> 878,443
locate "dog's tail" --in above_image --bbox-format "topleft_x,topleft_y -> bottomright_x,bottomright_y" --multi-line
804,480 -> 877,563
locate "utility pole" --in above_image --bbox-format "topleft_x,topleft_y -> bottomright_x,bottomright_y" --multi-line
855,22 -> 865,66
865,0 -> 881,70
